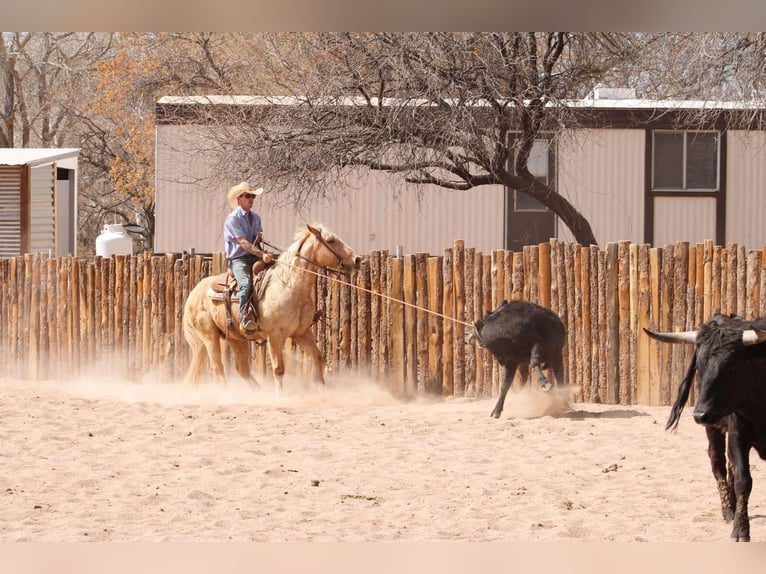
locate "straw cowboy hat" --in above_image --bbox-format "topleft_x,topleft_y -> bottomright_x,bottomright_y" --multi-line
227,182 -> 264,209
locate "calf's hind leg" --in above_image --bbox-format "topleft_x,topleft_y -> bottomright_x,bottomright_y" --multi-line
530,343 -> 552,392
490,360 -> 518,419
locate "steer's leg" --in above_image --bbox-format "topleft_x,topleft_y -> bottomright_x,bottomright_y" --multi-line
491,360 -> 518,419
705,425 -> 735,522
550,354 -> 565,388
530,343 -> 552,392
727,423 -> 752,542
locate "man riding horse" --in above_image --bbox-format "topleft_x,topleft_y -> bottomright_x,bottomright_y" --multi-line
223,182 -> 274,333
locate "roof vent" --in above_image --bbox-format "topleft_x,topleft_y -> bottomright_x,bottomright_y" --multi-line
592,86 -> 637,100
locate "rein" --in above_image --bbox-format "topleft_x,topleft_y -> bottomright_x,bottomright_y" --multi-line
262,238 -> 347,276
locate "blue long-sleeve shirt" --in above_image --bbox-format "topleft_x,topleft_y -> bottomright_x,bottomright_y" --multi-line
224,207 -> 263,259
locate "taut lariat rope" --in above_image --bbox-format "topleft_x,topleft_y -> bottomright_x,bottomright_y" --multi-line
262,239 -> 473,329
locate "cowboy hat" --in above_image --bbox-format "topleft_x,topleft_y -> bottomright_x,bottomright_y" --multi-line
227,182 -> 264,209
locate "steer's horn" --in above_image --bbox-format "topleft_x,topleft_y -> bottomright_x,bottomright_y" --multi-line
742,328 -> 766,345
643,327 -> 698,344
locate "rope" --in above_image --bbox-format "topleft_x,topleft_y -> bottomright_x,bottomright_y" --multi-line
268,253 -> 474,329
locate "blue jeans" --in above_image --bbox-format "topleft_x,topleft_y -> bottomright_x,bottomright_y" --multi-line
229,255 -> 259,311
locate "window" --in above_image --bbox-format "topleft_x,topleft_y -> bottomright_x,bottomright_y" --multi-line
514,138 -> 553,212
653,131 -> 719,191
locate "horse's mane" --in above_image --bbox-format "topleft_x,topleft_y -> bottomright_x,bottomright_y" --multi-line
283,223 -> 329,258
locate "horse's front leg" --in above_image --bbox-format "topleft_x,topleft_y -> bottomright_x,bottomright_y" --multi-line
267,335 -> 287,393
228,338 -> 259,390
292,330 -> 326,385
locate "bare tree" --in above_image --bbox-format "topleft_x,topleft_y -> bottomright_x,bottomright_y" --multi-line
172,33 -> 669,246
73,32 -> 255,252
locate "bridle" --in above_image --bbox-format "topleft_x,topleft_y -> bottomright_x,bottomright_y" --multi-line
262,231 -> 349,276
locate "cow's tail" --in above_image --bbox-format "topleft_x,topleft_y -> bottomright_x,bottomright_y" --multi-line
666,351 -> 697,431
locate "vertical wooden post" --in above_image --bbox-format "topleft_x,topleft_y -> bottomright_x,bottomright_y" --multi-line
580,246 -> 592,400
358,256 -> 371,374
472,252 -> 485,397
403,254 -> 417,396
463,249 -> 475,396
389,257 -> 405,397
712,246 -> 723,315
141,254 -> 152,373
174,258 -> 185,380
573,246 -> 583,394
617,241 -> 631,405
737,245 -> 746,317
760,246 -> 766,318
414,253 -> 429,391
482,254 -> 493,395
702,240 -> 713,322
427,257 -> 443,395
725,243 -> 738,315
746,249 -> 760,321
671,243 -> 689,404
369,252 -> 381,380
636,244 -> 651,405
378,250 -> 389,381
589,246 -> 601,398
538,242 -> 551,310
491,249 -> 504,389
452,240 -> 465,397
659,246 -> 674,406
441,249 -> 454,397
595,249 -> 607,401
604,243 -> 619,405
648,248 -> 662,406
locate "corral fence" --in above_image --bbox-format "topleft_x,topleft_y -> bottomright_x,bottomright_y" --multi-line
1,239 -> 763,406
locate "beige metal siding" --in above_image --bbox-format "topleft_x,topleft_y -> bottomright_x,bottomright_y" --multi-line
156,125 -> 505,255
557,129 -> 645,245
0,166 -> 21,257
652,196 -> 717,246
28,164 -> 55,254
726,131 -> 766,249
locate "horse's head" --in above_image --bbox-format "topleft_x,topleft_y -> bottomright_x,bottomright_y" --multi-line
305,223 -> 362,271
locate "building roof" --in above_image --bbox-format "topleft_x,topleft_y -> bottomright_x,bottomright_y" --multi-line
156,93 -> 766,112
0,148 -> 80,167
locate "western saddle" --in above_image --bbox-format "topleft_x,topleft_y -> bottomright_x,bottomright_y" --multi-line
208,259 -> 271,336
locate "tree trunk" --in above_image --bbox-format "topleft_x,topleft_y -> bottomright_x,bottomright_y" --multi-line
506,175 -> 599,247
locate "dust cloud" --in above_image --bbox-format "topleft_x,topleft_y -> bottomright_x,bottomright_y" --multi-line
43,364 -> 579,420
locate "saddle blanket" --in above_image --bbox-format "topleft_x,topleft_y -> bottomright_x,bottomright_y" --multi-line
206,288 -> 226,300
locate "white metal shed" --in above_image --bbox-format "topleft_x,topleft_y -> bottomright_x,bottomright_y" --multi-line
0,148 -> 79,257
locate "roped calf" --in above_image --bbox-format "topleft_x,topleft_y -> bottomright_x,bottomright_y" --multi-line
469,299 -> 566,419
645,314 -> 766,542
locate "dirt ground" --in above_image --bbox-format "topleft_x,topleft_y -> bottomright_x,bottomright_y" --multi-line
0,372 -> 763,542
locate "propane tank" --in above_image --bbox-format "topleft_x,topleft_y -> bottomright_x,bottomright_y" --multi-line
95,223 -> 133,257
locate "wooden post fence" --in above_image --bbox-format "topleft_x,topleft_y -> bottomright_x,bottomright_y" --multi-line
3,240 -> 766,407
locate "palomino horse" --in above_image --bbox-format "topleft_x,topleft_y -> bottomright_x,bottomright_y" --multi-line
182,223 -> 361,390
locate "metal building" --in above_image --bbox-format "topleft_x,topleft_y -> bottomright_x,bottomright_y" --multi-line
155,90 -> 766,255
0,148 -> 79,257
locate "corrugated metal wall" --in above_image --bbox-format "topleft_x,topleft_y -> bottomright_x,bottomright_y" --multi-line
0,166 -> 22,257
556,129 -> 645,245
726,131 -> 766,249
156,124 -> 766,256
28,164 -> 55,254
653,196 -> 717,246
155,125 -> 505,255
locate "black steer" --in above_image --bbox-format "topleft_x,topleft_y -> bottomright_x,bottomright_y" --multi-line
645,314 -> 766,542
469,299 -> 566,419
